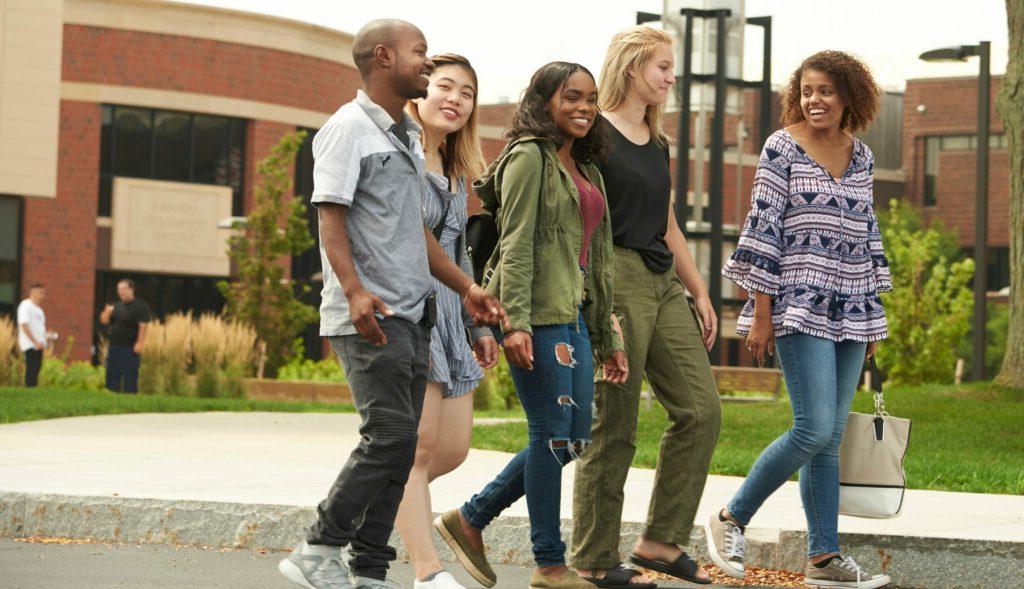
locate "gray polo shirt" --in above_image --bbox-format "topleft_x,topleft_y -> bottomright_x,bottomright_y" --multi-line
312,90 -> 433,336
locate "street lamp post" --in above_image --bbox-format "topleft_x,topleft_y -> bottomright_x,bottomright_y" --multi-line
919,41 -> 991,381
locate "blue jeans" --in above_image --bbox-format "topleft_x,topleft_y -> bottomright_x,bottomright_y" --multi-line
106,344 -> 140,393
461,311 -> 594,567
727,333 -> 866,556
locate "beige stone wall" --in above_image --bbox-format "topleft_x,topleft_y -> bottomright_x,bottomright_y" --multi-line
0,0 -> 62,198
110,178 -> 233,277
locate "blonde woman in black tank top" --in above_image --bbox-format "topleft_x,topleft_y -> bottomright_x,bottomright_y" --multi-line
570,26 -> 722,588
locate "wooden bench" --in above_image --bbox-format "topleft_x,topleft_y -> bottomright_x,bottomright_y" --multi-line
711,366 -> 783,402
639,365 -> 783,408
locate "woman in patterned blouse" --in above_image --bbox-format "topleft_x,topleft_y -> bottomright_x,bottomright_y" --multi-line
706,51 -> 893,589
394,53 -> 499,589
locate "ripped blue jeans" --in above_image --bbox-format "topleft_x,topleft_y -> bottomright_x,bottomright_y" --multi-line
460,309 -> 594,567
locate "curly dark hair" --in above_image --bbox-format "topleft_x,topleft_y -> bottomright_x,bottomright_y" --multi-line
781,50 -> 881,133
507,62 -> 609,164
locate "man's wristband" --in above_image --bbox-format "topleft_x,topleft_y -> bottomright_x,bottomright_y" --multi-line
463,283 -> 480,304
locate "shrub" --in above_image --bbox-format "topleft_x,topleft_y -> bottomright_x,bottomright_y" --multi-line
218,131 -> 318,377
957,302 -> 1010,380
474,353 -> 519,411
875,199 -> 974,385
0,316 -> 21,386
278,341 -> 345,383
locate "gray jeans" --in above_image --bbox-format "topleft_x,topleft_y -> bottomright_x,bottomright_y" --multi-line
306,317 -> 431,580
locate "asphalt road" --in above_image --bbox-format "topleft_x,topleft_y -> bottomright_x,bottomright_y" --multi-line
0,539 -> 742,589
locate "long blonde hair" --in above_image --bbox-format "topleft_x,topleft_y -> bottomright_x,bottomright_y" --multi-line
407,53 -> 485,180
598,25 -> 674,147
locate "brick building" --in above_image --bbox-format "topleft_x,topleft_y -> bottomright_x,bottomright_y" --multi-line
0,0 -> 360,361
901,76 -> 1011,291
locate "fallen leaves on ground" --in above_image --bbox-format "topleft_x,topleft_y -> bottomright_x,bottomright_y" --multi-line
15,536 -> 106,545
639,564 -> 812,588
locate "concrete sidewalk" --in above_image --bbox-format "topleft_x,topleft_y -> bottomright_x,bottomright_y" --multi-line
1,413 -> 1021,588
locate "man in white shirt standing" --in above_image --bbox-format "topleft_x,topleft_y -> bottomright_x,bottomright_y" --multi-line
17,284 -> 48,388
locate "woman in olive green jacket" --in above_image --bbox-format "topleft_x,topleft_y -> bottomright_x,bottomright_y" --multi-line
435,62 -> 627,589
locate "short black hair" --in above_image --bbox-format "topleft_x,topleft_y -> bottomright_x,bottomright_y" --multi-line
117,278 -> 135,290
29,283 -> 44,290
507,62 -> 609,164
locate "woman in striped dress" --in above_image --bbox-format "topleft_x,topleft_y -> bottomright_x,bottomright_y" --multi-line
394,53 -> 498,589
705,51 -> 893,589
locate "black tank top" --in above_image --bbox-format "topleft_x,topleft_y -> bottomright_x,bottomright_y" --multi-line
598,123 -> 674,274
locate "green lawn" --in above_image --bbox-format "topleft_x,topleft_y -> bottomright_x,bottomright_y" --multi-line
471,382 -> 1024,495
0,387 -> 354,424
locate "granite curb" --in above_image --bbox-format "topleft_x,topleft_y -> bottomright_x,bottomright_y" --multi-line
1,491 -> 1018,588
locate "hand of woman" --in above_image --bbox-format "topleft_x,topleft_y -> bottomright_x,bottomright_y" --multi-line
866,341 -> 877,359
747,311 -> 775,367
693,295 -> 718,352
602,350 -> 629,384
502,330 -> 533,370
473,335 -> 499,369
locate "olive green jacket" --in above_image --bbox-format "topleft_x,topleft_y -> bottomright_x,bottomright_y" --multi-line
472,136 -> 621,360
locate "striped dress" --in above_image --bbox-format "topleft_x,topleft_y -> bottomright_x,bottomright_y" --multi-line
722,129 -> 892,343
422,171 -> 486,397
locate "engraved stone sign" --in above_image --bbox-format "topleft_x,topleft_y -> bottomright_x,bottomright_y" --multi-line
111,177 -> 232,276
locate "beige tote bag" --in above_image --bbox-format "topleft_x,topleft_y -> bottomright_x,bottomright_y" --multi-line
839,357 -> 912,519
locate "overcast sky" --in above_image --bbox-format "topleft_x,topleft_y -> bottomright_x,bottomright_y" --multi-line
181,0 -> 1010,104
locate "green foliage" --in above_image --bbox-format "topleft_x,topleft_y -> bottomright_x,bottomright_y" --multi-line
473,353 -> 520,411
875,199 -> 975,385
38,360 -> 106,392
278,341 -> 346,383
219,130 -> 318,377
957,302 -> 1010,380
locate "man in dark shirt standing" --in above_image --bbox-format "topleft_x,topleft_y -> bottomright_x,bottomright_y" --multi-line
99,278 -> 151,393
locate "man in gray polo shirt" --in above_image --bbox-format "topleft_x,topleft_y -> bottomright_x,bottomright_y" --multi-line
278,19 -> 504,589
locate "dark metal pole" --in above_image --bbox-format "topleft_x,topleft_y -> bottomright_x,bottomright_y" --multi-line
708,9 -> 728,362
973,41 -> 991,380
675,10 -> 694,235
675,11 -> 695,231
759,17 -> 772,149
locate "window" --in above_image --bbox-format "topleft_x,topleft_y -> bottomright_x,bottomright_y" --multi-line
924,137 -> 939,206
922,133 -> 1006,207
153,111 -> 190,181
94,270 -> 227,324
961,246 -> 1010,292
99,105 -> 246,217
0,196 -> 21,319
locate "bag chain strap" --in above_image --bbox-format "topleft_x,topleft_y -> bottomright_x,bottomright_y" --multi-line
870,356 -> 889,417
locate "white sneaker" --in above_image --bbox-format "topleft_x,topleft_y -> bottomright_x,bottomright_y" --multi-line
278,541 -> 354,589
413,571 -> 466,589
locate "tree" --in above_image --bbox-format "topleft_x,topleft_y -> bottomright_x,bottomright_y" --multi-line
876,200 -> 974,385
996,0 -> 1024,389
218,131 -> 318,377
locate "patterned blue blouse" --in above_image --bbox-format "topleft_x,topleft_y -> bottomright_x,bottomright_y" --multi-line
722,129 -> 892,343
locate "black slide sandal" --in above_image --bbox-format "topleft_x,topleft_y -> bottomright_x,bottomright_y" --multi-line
630,552 -> 712,585
583,563 -> 658,589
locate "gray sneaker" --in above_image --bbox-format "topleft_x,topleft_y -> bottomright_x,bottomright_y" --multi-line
705,510 -> 746,579
804,555 -> 891,588
352,576 -> 404,589
278,541 -> 354,589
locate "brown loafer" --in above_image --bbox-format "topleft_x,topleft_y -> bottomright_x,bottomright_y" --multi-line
433,509 -> 496,588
